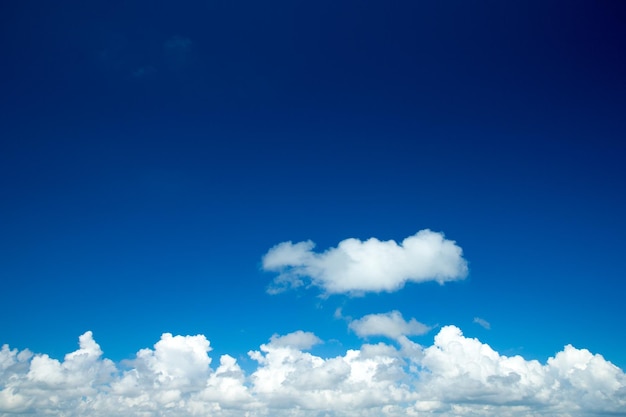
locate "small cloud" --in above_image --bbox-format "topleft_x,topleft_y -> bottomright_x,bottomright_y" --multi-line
268,331 -> 322,350
263,230 -> 468,296
473,317 -> 491,330
349,311 -> 431,340
333,307 -> 352,322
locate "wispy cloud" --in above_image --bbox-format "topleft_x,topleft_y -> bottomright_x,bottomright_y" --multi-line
163,35 -> 193,70
263,230 -> 468,295
94,34 -> 193,79
132,65 -> 156,79
1,326 -> 625,416
473,317 -> 491,330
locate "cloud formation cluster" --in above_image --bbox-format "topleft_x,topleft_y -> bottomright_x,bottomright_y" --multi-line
263,230 -> 468,295
3,231 -> 623,416
1,323 -> 625,417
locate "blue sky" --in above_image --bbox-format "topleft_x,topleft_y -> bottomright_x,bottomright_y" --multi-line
1,1 -> 625,415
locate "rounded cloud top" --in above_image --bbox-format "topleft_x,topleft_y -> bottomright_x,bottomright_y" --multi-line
2,326 -> 625,416
262,229 -> 468,295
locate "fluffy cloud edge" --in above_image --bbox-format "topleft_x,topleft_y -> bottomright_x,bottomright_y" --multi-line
1,326 -> 625,416
263,230 -> 469,295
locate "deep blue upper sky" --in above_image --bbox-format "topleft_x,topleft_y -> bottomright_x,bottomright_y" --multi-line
1,0 -> 625,371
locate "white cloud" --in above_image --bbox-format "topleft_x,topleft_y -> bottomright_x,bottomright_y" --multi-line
473,317 -> 491,329
415,325 -> 626,415
1,327 -> 625,416
268,330 -> 322,350
247,335 -> 408,411
349,311 -> 431,339
262,230 -> 468,295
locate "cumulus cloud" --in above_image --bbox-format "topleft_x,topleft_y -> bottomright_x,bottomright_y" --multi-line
473,317 -> 491,330
262,229 -> 468,295
1,327 -> 625,416
417,326 -> 626,415
268,331 -> 322,350
349,311 -> 431,339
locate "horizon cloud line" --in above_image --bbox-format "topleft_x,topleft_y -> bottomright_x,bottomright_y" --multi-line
1,324 -> 624,416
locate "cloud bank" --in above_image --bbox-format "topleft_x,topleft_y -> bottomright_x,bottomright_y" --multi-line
263,230 -> 468,295
1,326 -> 625,417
